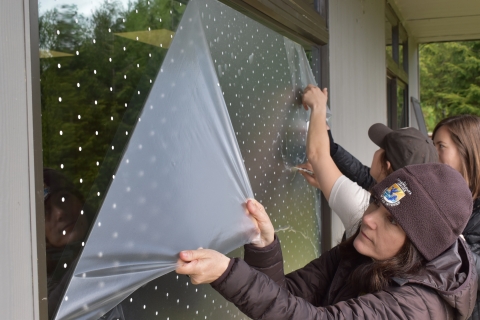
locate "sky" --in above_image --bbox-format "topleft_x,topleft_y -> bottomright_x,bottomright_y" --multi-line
38,0 -> 130,17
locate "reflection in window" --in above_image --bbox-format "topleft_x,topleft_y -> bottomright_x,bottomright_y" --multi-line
40,1 -> 188,318
40,0 -> 321,318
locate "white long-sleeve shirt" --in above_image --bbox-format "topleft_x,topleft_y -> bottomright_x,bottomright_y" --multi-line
328,175 -> 371,238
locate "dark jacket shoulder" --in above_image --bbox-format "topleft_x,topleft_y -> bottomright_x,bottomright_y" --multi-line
331,144 -> 376,190
212,236 -> 477,320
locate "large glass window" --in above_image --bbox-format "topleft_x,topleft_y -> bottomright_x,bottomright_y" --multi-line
39,0 -> 323,318
385,1 -> 408,129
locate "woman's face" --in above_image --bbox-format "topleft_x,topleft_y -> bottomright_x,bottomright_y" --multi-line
353,202 -> 406,260
370,148 -> 388,183
433,126 -> 463,174
44,190 -> 89,248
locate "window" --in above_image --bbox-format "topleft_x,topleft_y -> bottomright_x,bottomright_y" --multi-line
385,2 -> 408,129
39,0 -> 327,318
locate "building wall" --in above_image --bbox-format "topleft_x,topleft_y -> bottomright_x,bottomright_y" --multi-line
328,0 -> 387,245
0,0 -> 47,319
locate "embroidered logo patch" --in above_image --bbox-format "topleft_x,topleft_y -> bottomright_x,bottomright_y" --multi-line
381,179 -> 412,207
382,183 -> 405,205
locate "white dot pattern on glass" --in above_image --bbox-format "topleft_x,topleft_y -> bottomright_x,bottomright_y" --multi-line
44,0 -> 319,319
112,1 -> 317,318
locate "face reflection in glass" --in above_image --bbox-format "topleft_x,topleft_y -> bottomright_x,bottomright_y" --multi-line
44,190 -> 89,248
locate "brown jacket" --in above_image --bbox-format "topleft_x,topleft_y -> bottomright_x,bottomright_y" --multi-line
212,236 -> 477,319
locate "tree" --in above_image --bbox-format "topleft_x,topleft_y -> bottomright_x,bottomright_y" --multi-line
420,41 -> 480,131
40,0 -> 186,209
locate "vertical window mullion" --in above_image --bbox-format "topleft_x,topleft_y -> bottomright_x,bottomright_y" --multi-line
392,25 -> 399,64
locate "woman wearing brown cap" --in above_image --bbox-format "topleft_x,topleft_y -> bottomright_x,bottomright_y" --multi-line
321,111 -> 480,319
174,86 -> 477,319
297,86 -> 438,238
176,163 -> 477,319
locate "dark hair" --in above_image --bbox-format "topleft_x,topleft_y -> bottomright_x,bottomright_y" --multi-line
432,115 -> 480,199
339,227 -> 425,293
43,168 -> 85,203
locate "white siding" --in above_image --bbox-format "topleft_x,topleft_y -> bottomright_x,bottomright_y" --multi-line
328,0 -> 387,246
0,0 -> 47,318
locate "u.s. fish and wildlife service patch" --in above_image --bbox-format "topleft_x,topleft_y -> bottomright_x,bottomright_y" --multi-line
381,179 -> 412,207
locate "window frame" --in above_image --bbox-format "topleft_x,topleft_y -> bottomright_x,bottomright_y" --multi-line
3,0 -> 331,319
386,1 -> 409,130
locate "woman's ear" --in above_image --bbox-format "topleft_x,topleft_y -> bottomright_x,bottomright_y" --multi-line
385,160 -> 392,174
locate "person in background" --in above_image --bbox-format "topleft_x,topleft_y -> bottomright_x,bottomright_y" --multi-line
297,95 -> 437,236
308,114 -> 480,319
298,122 -> 439,237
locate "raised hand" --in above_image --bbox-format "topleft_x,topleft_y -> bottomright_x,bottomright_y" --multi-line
302,85 -> 328,113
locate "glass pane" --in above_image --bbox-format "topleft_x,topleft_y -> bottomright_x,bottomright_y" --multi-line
399,25 -> 408,72
385,17 -> 393,59
397,85 -> 406,127
40,0 -> 321,318
40,1 -> 189,318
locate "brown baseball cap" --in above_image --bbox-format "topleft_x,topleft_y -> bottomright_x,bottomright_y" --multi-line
368,123 -> 438,171
371,163 -> 472,261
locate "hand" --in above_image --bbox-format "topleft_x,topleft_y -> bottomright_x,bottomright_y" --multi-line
302,85 -> 328,112
246,199 -> 274,248
297,162 -> 320,189
176,248 -> 230,284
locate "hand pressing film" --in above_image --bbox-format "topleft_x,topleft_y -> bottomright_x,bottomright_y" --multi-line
291,166 -> 314,176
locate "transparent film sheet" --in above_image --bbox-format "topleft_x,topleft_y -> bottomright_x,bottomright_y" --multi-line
114,0 -> 324,317
54,1 -> 257,318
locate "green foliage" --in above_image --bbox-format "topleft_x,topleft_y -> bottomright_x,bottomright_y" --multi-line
40,0 -> 187,210
420,41 -> 480,131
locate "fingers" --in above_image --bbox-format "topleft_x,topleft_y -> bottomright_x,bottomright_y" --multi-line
300,171 -> 320,189
303,84 -> 318,92
175,256 -> 198,275
246,199 -> 267,221
178,248 -> 207,262
302,85 -> 328,111
175,249 -> 231,285
297,162 -> 313,171
176,249 -> 209,275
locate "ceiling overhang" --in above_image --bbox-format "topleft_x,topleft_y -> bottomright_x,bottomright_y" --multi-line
390,0 -> 480,43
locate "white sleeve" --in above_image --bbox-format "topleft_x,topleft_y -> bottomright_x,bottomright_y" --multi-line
328,175 -> 371,238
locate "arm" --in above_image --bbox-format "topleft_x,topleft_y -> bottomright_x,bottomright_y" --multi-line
328,176 -> 370,237
297,132 -> 375,192
332,142 -> 376,191
303,85 -> 342,201
243,236 -> 340,305
211,256 -> 441,319
462,199 -> 480,289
